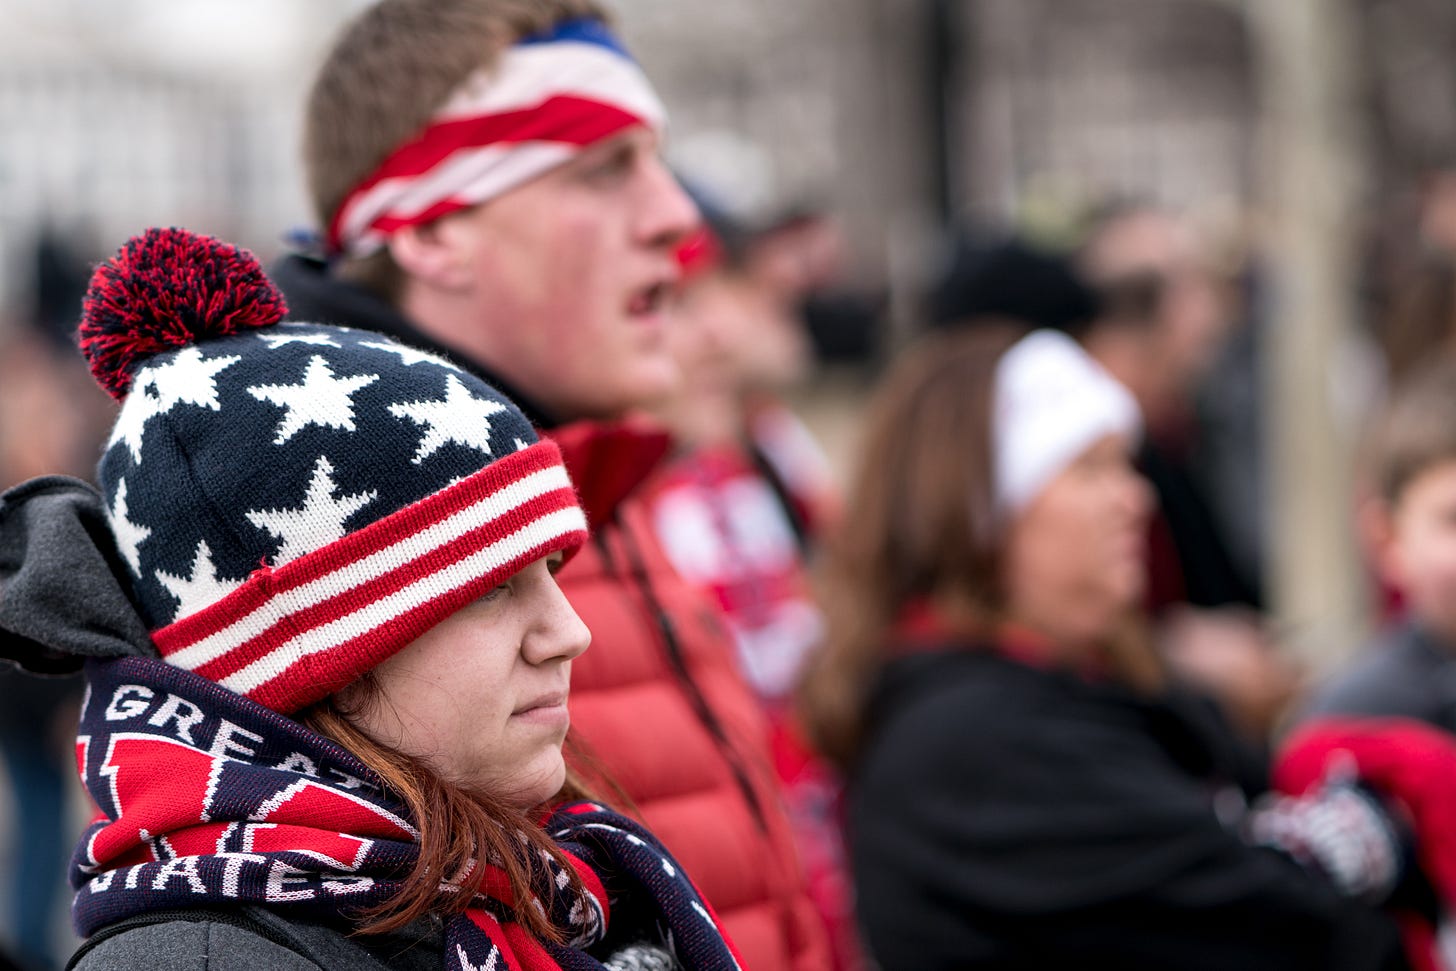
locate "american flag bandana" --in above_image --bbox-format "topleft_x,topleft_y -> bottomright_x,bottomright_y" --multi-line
327,18 -> 667,258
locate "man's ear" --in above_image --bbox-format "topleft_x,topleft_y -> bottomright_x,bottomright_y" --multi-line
389,217 -> 476,293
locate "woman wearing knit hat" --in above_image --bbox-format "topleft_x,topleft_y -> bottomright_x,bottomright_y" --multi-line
800,326 -> 1456,971
0,228 -> 743,970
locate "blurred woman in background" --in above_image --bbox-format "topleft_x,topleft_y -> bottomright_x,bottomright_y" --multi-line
800,326 -> 1445,971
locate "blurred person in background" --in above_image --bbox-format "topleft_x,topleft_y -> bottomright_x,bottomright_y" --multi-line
799,324 -> 1456,971
0,333 -> 86,971
1375,244 -> 1456,388
931,229 -> 1298,745
1375,162 -> 1456,388
711,208 -> 844,539
1353,164 -> 1456,622
0,230 -> 112,971
1075,202 -> 1260,610
1307,361 -> 1456,737
1075,204 -> 1300,743
647,191 -> 838,704
645,198 -> 859,967
269,2 -> 829,967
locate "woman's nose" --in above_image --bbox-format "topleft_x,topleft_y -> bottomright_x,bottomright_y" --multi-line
524,576 -> 591,666
1121,467 -> 1155,523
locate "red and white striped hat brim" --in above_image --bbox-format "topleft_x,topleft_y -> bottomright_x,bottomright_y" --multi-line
151,441 -> 586,713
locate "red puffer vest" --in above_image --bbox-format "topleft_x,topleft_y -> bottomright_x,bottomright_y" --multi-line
547,420 -> 829,971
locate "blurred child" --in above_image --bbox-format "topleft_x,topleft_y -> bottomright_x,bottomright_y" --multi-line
1308,358 -> 1456,730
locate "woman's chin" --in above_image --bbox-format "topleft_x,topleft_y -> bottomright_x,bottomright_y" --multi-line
504,758 -> 568,810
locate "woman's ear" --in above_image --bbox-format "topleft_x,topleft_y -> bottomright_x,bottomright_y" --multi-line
389,218 -> 476,293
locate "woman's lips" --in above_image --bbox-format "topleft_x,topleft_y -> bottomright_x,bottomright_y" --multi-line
512,692 -> 570,726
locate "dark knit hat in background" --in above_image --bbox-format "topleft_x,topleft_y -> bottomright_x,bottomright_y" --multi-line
80,228 -> 587,713
930,233 -> 1101,336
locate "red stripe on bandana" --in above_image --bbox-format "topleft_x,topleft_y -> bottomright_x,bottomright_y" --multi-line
347,95 -> 641,200
327,96 -> 647,255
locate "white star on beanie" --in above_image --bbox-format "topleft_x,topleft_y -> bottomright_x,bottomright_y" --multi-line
107,348 -> 240,464
248,355 -> 380,445
258,329 -> 341,349
388,374 -> 507,465
108,478 -> 152,576
360,340 -> 454,369
148,347 -> 241,413
108,392 -> 160,465
155,540 -> 244,619
245,456 -> 377,565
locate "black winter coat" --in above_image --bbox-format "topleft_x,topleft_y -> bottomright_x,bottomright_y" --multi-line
849,644 -> 1410,971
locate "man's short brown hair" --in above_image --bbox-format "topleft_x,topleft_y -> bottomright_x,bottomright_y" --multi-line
1371,357 -> 1456,505
304,0 -> 608,300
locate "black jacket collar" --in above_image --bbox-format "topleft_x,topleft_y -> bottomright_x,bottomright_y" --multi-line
269,254 -> 560,429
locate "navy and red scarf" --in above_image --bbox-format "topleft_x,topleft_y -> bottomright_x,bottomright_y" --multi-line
71,656 -> 744,970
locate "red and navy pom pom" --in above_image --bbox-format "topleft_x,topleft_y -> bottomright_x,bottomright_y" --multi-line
79,228 -> 288,400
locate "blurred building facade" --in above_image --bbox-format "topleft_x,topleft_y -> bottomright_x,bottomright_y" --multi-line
0,0 -> 366,320
951,0 -> 1256,233
4,0 -> 1456,653
3,1 -> 1456,311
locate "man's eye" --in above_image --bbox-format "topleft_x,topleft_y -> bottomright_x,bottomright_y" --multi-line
586,147 -> 634,181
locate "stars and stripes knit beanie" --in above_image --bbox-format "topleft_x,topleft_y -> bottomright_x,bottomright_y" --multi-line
79,227 -> 587,714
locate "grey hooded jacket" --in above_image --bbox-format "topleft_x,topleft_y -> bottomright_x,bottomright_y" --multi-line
68,907 -> 441,970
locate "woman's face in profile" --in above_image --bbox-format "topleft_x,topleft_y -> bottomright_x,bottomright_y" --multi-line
344,553 -> 591,807
1003,434 -> 1152,650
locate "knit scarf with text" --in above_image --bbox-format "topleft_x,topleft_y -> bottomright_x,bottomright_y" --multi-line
71,656 -> 742,970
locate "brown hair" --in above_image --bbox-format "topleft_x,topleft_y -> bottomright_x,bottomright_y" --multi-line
1380,253 -> 1456,385
303,0 -> 609,299
798,327 -> 1019,770
1369,355 -> 1456,506
299,682 -> 593,940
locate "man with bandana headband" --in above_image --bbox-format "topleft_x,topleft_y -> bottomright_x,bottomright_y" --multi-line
269,4 -> 830,969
